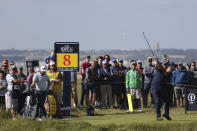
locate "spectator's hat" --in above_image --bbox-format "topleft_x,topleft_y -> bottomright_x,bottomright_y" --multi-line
40,66 -> 47,72
50,61 -> 55,66
49,56 -> 55,61
187,62 -> 191,67
118,58 -> 123,63
131,60 -> 137,65
93,57 -> 98,62
147,57 -> 153,61
137,60 -> 142,64
10,65 -> 17,70
112,58 -> 117,63
18,65 -> 23,70
102,60 -> 108,65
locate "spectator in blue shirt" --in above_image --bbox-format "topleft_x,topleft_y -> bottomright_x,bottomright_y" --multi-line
172,62 -> 188,107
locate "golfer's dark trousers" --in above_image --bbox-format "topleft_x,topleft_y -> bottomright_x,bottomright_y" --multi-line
151,87 -> 169,118
36,90 -> 47,119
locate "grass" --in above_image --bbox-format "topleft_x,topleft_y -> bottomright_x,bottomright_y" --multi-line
1,107 -> 197,131
1,80 -> 197,131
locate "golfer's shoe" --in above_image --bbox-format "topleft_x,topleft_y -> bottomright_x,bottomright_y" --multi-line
162,114 -> 172,120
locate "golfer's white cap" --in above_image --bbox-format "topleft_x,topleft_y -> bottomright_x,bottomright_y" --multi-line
40,65 -> 47,72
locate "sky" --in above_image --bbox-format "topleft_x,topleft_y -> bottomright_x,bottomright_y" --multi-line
0,0 -> 197,50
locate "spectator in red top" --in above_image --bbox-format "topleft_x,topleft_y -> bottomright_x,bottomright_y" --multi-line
80,56 -> 91,107
137,60 -> 145,107
26,66 -> 35,91
137,60 -> 144,76
81,56 -> 91,77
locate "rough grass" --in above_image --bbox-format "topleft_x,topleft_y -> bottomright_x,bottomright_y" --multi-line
1,106 -> 197,131
1,79 -> 197,131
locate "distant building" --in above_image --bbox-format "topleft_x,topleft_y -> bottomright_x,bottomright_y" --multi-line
152,42 -> 160,51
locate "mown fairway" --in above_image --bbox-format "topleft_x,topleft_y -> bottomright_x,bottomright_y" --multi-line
1,79 -> 197,131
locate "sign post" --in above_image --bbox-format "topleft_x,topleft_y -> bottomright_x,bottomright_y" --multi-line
185,86 -> 197,114
54,42 -> 79,117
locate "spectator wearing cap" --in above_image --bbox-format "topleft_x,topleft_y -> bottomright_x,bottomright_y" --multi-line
126,60 -> 143,112
44,50 -> 55,64
186,63 -> 191,71
0,71 -> 7,107
46,61 -> 62,118
98,60 -> 113,108
117,58 -> 127,109
9,61 -> 15,70
32,65 -> 50,121
80,56 -> 91,107
137,60 -> 145,107
84,61 -> 99,108
110,58 -> 121,108
6,65 -> 25,120
137,60 -> 144,76
161,54 -> 169,64
143,57 -> 156,107
172,62 -> 188,107
44,50 -> 55,71
17,66 -> 27,114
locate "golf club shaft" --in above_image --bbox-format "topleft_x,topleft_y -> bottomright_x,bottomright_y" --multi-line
143,32 -> 155,57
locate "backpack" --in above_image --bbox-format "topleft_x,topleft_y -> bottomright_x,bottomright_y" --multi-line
86,106 -> 94,116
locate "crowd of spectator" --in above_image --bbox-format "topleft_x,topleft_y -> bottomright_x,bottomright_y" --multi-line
0,51 -> 197,121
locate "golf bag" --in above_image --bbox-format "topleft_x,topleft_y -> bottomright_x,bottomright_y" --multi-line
23,91 -> 37,119
45,94 -> 57,117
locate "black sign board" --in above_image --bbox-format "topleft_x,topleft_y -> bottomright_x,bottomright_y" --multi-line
26,60 -> 39,76
26,60 -> 39,68
185,86 -> 197,114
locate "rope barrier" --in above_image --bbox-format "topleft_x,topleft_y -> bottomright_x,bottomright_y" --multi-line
62,81 -> 197,88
